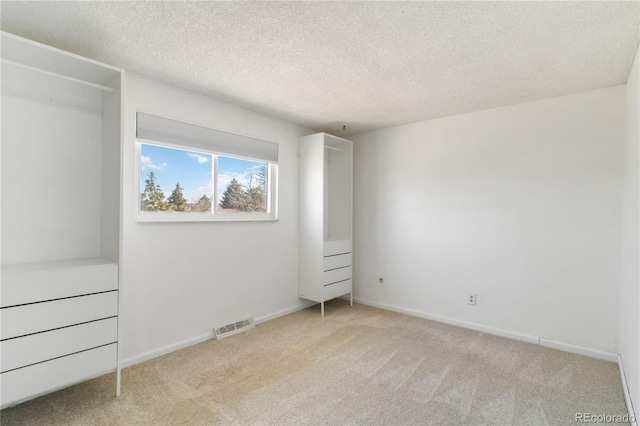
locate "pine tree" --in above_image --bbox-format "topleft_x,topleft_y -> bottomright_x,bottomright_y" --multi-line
219,178 -> 246,211
167,183 -> 188,212
141,171 -> 168,211
192,194 -> 212,212
198,195 -> 211,212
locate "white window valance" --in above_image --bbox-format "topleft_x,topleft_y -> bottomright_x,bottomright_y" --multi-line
136,112 -> 278,163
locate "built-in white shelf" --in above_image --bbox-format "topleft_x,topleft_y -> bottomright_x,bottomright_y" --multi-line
1,31 -> 123,408
2,257 -> 116,275
299,133 -> 353,317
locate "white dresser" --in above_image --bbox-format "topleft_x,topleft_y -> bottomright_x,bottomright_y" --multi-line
1,259 -> 119,408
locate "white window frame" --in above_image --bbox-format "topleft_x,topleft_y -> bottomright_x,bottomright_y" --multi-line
136,139 -> 278,223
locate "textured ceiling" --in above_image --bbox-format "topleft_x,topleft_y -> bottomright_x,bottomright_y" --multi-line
1,1 -> 639,135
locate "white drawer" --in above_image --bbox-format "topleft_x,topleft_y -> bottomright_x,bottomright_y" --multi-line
1,291 -> 118,340
323,266 -> 352,286
323,279 -> 352,300
323,253 -> 352,271
0,343 -> 117,409
1,260 -> 118,307
1,317 -> 118,373
323,239 -> 351,257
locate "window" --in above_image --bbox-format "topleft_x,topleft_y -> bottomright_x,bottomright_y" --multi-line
136,113 -> 278,222
217,155 -> 270,213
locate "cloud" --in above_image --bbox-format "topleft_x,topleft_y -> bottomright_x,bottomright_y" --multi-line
197,179 -> 212,194
182,180 -> 212,206
217,171 -> 250,190
188,152 -> 210,164
141,155 -> 167,171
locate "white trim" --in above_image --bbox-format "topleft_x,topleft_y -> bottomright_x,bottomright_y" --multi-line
116,71 -> 125,399
121,331 -> 215,368
353,297 -> 619,361
254,301 -> 315,324
136,216 -> 278,223
619,354 -> 639,426
354,297 -> 538,344
121,301 -> 314,368
539,337 -> 617,362
213,154 -> 220,215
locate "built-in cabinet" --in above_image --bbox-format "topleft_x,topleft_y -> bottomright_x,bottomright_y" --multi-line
299,133 -> 353,316
0,32 -> 123,408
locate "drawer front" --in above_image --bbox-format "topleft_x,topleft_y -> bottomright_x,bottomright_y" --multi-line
0,343 -> 117,409
323,266 -> 352,286
1,263 -> 118,307
1,291 -> 118,340
323,239 -> 351,257
1,317 -> 118,373
323,279 -> 352,300
323,253 -> 352,271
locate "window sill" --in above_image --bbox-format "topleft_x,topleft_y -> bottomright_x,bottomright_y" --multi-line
136,212 -> 278,223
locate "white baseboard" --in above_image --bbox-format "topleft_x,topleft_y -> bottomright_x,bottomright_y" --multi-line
121,331 -> 215,368
619,354 -> 638,426
539,338 -> 617,362
121,301 -> 314,369
354,297 -> 538,344
255,301 -> 315,324
353,297 -> 617,362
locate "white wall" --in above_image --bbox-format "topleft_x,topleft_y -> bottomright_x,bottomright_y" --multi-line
351,86 -> 625,355
120,73 -> 310,365
1,80 -> 103,265
620,46 -> 640,414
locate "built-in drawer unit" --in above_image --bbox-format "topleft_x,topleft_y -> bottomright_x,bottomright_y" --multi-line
1,291 -> 118,340
323,240 -> 352,285
323,279 -> 352,300
321,239 -> 353,308
299,133 -> 353,317
1,343 -> 117,408
323,239 -> 352,258
323,253 -> 352,271
1,258 -> 118,307
1,317 -> 118,373
0,259 -> 119,408
323,266 -> 352,286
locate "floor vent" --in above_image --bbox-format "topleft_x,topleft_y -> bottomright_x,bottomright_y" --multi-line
213,318 -> 254,340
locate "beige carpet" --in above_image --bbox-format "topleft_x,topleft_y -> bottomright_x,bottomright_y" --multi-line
0,300 -> 629,425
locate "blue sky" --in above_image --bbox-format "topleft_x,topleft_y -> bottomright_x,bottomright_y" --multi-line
140,144 -> 266,203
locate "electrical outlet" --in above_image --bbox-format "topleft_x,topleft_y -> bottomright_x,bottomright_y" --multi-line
468,293 -> 476,305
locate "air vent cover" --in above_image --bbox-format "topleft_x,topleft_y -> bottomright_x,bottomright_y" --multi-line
213,318 -> 254,340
